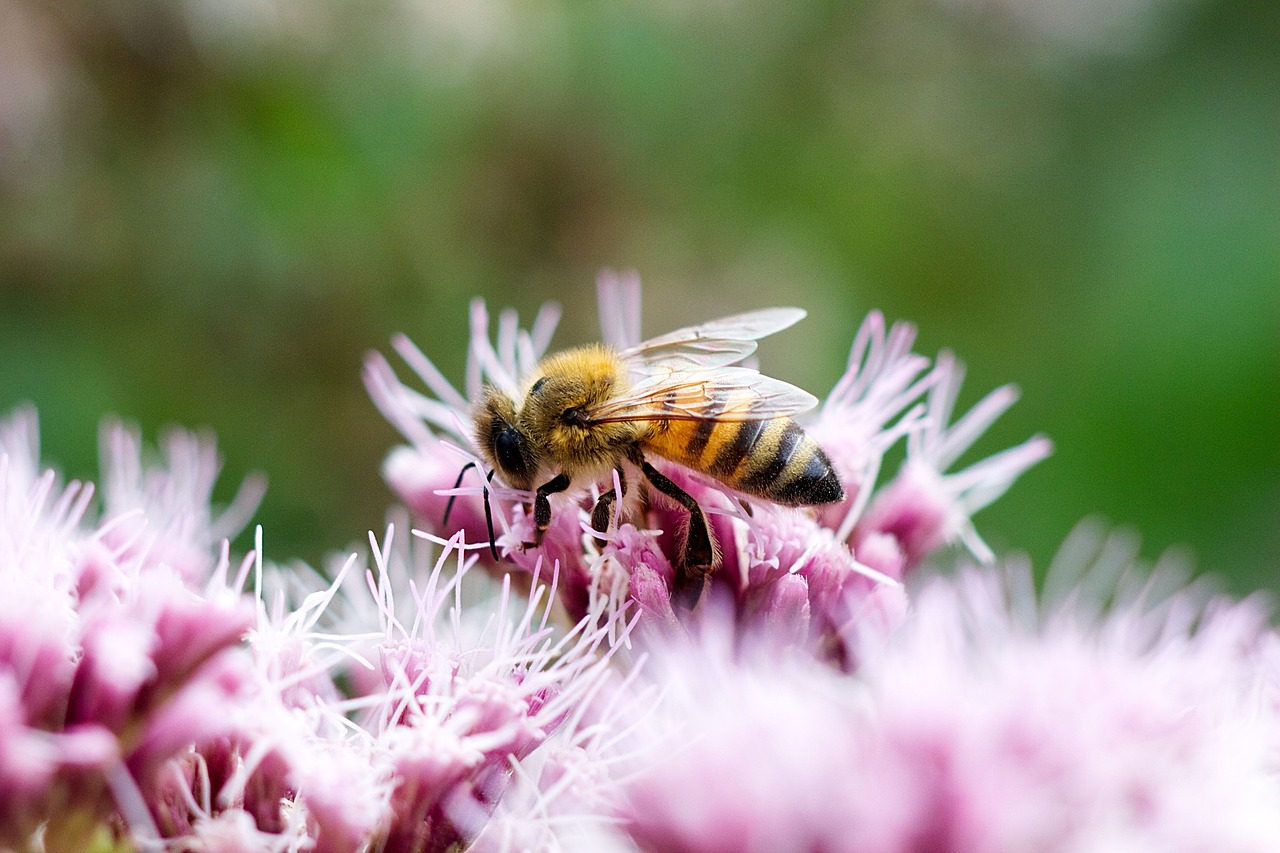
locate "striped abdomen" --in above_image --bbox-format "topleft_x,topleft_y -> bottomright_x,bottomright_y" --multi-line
643,417 -> 844,506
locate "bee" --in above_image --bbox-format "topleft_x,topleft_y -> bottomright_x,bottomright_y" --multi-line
472,307 -> 844,608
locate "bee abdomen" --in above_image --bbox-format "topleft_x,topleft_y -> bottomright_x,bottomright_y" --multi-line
731,419 -> 843,506
650,417 -> 844,507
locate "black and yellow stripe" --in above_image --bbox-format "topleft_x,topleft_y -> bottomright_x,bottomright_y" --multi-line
644,412 -> 843,506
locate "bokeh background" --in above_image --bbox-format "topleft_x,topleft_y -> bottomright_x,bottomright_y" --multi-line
1,0 -> 1275,591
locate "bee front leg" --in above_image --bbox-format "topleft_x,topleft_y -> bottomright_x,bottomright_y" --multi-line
590,468 -> 628,548
632,451 -> 714,610
525,473 -> 571,550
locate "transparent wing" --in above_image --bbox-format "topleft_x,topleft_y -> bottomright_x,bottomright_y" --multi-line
586,366 -> 818,424
621,307 -> 806,374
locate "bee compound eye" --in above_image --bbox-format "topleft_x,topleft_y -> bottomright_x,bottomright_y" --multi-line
493,425 -> 532,481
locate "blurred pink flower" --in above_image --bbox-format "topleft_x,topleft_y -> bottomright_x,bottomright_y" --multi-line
97,418 -> 265,584
0,410 -> 257,850
612,524 -> 1280,852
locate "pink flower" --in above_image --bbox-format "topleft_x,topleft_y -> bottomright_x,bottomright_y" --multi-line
469,640 -> 655,853
294,742 -> 389,853
617,632 -> 866,853
809,310 -> 934,540
365,273 -> 1053,684
498,499 -> 593,617
4,277 -> 1276,853
0,409 -> 260,850
97,419 -> 265,584
364,296 -> 563,562
154,520 -> 638,853
356,529 -> 632,849
611,525 -> 1280,853
853,352 -> 1053,569
605,522 -> 680,639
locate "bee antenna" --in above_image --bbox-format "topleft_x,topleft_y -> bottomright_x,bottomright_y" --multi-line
442,461 -> 477,529
483,469 -> 500,562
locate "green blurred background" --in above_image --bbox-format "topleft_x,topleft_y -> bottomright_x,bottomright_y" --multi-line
1,0 -> 1275,591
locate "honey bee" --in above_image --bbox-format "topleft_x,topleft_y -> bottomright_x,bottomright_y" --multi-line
472,308 -> 844,608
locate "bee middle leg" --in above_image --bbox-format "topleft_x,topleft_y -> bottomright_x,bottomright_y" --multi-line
590,468 -> 628,548
526,473 -> 571,549
630,449 -> 714,609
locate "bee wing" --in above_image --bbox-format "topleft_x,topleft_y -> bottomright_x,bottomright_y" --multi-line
586,366 -> 819,424
621,307 -> 807,373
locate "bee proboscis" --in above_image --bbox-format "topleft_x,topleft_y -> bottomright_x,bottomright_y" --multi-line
472,307 -> 844,608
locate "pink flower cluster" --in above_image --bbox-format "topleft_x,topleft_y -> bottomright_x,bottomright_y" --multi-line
0,409 -> 629,852
367,272 -> 1052,661
4,274 -> 1278,852
605,523 -> 1280,853
0,409 -> 256,850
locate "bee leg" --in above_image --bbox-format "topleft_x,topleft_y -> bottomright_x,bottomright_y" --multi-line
634,455 -> 714,609
590,468 -> 628,548
525,473 -> 571,550
441,461 -> 477,530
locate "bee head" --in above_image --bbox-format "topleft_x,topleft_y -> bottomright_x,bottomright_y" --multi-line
474,388 -> 538,491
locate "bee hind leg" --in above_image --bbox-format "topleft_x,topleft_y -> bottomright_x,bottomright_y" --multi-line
590,468 -> 628,548
632,450 -> 714,610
